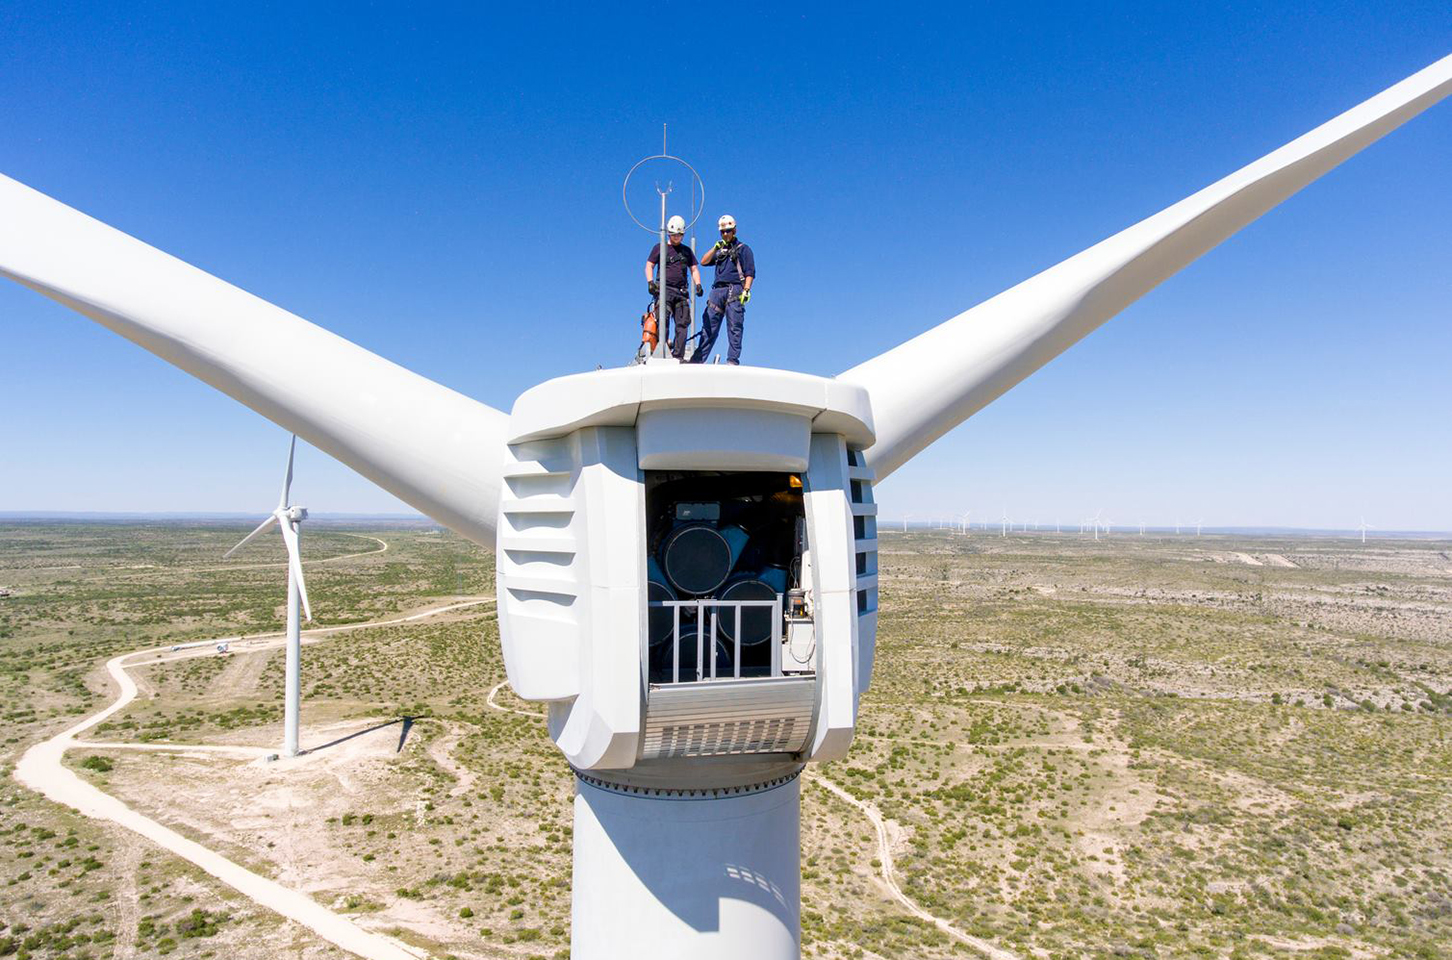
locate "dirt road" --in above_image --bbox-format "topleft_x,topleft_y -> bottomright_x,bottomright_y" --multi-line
808,773 -> 1021,960
15,596 -> 494,960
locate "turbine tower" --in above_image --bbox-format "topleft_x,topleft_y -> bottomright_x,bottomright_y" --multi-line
4,52 -> 1451,960
1358,517 -> 1375,544
223,435 -> 313,758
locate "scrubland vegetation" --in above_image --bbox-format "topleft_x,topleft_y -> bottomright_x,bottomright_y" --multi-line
1,521 -> 1447,958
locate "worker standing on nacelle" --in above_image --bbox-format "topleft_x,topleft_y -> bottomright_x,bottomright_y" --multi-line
693,214 -> 755,365
645,215 -> 704,360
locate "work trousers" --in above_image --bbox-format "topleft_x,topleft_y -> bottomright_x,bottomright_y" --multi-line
662,288 -> 691,359
693,283 -> 745,364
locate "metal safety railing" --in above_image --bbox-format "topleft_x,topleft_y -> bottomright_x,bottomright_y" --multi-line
651,596 -> 784,683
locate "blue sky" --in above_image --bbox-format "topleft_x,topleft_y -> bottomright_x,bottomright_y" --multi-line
2,3 -> 1449,531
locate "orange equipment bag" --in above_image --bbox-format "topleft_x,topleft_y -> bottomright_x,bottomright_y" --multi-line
641,303 -> 659,353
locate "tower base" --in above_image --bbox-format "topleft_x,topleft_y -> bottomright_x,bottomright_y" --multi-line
570,766 -> 802,960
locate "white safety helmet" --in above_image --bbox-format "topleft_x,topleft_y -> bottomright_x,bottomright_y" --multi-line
718,214 -> 736,231
667,215 -> 686,236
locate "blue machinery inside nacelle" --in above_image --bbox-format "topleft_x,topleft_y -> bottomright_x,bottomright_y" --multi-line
644,471 -> 809,684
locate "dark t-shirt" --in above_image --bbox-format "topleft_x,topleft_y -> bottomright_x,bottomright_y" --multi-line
647,241 -> 699,289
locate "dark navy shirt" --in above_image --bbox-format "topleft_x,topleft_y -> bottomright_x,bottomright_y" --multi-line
647,241 -> 699,289
711,241 -> 755,286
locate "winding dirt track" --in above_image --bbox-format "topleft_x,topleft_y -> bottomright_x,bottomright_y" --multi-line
486,679 -> 543,719
807,774 -> 1021,960
482,681 -> 1018,959
15,595 -> 494,960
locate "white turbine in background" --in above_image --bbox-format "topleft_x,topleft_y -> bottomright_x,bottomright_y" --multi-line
1358,517 -> 1376,544
1139,519 -> 1146,536
223,435 -> 313,758
6,51 -> 1451,960
1194,518 -> 1204,536
1000,508 -> 1009,538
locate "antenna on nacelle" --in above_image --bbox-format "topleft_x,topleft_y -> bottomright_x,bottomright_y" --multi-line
623,127 -> 704,360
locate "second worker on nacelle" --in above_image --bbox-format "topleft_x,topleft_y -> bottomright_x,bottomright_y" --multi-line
645,215 -> 705,361
692,214 -> 755,366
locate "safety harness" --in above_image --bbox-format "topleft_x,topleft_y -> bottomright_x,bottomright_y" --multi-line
661,242 -> 692,294
713,239 -> 746,287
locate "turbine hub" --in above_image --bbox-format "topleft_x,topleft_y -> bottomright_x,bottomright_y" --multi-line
282,505 -> 308,523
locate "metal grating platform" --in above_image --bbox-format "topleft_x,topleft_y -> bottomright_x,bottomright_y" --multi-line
641,676 -> 814,760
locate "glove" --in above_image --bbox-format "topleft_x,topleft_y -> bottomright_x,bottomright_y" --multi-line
738,290 -> 751,305
695,283 -> 704,297
648,280 -> 659,297
713,239 -> 729,252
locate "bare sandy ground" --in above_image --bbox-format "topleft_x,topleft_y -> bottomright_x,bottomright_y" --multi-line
14,597 -> 493,960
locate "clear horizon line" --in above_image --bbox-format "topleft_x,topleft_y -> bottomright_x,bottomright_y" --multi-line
3,511 -> 1450,539
0,510 -> 432,520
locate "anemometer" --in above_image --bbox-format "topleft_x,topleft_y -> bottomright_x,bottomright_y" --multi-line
623,125 -> 705,359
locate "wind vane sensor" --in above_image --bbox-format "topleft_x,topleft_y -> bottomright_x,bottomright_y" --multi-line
624,124 -> 704,359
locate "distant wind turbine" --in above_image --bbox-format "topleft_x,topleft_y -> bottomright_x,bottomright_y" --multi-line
1357,517 -> 1375,544
224,435 -> 314,758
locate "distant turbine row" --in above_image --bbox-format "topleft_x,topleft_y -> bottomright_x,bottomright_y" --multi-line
890,516 -> 1376,540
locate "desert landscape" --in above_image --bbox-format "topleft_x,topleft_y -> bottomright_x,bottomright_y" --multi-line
1,521 -> 1448,959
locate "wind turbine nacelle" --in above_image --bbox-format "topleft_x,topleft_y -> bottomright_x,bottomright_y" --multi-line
496,363 -> 879,771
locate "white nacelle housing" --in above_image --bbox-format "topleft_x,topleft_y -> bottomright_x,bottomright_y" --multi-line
497,362 -> 879,771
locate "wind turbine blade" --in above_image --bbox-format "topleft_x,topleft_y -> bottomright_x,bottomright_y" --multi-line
278,520 -> 313,622
0,176 -> 509,548
279,435 -> 297,511
841,54 -> 1452,480
223,514 -> 278,559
